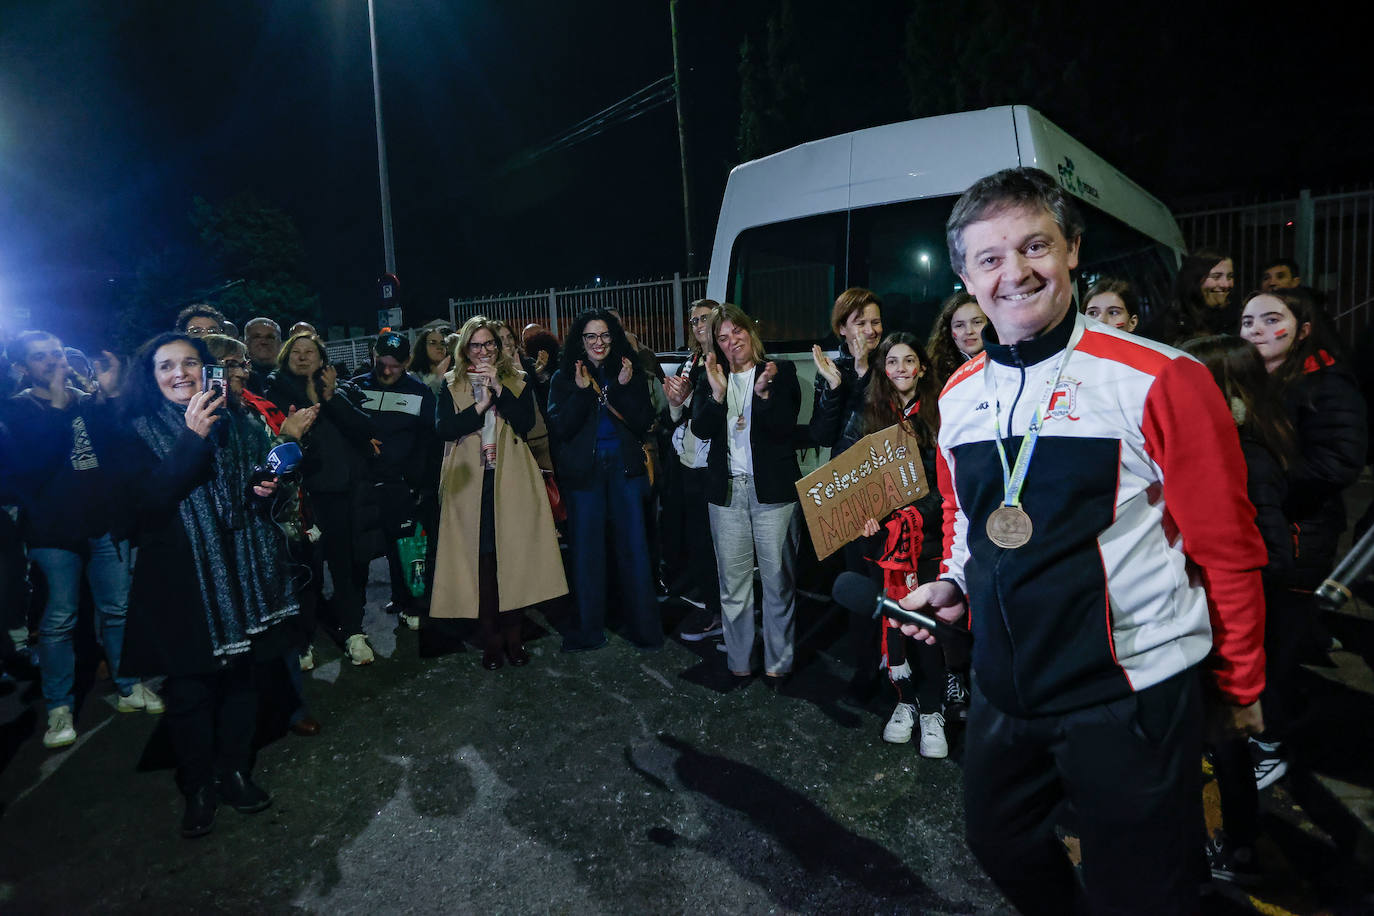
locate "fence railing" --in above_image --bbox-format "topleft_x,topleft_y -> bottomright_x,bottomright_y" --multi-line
1176,186 -> 1374,344
449,273 -> 707,353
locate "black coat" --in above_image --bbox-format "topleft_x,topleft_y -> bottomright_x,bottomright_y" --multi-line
262,370 -> 385,560
0,390 -> 125,550
1280,359 -> 1367,586
118,424 -> 291,677
546,362 -> 655,489
808,353 -> 871,456
1239,432 -> 1294,586
691,360 -> 801,506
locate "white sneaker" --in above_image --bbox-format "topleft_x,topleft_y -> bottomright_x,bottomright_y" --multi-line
883,702 -> 916,744
44,706 -> 77,749
346,633 -> 375,666
299,647 -> 315,671
117,683 -> 165,714
918,712 -> 948,758
399,612 -> 420,631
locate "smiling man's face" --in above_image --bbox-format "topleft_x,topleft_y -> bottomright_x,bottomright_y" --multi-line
957,204 -> 1080,344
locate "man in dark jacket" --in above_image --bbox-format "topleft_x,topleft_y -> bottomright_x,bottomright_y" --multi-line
0,331 -> 164,750
352,332 -> 437,629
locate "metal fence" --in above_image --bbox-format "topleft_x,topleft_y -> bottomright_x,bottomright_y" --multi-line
448,273 -> 707,353
1176,186 -> 1374,343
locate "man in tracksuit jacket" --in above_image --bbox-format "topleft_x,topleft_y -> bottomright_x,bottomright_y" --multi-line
900,168 -> 1266,915
352,332 -> 437,628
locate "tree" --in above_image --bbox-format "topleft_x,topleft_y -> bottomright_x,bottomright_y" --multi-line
190,194 -> 321,333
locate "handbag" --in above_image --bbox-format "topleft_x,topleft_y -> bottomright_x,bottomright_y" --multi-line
587,375 -> 655,485
543,470 -> 567,523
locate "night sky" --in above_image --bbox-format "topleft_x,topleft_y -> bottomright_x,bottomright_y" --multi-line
2,0 -> 1370,351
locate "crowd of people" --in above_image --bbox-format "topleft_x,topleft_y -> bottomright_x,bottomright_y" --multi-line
0,166 -> 1368,912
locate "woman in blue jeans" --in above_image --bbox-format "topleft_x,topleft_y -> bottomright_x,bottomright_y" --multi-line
546,309 -> 661,651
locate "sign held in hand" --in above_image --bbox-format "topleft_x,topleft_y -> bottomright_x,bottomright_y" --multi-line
794,423 -> 928,560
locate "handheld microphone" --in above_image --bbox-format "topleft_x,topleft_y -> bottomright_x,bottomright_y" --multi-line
831,571 -> 971,644
264,441 -> 303,476
1315,522 -> 1374,611
249,441 -> 304,491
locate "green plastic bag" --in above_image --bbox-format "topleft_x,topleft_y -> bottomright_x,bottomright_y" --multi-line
396,528 -> 428,598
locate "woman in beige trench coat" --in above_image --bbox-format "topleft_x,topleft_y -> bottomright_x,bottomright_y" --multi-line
431,316 -> 567,670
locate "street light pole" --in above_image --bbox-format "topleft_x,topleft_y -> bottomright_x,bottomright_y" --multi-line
368,0 -> 397,277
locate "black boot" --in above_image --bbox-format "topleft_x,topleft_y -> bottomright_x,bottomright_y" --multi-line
215,770 -> 272,813
181,786 -> 217,838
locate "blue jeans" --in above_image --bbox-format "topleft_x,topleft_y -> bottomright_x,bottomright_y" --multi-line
564,449 -> 661,649
31,535 -> 136,711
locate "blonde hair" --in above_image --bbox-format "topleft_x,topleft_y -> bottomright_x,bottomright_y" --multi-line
454,315 -> 518,382
709,303 -> 768,366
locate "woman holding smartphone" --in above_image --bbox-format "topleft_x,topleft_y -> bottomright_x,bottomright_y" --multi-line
119,332 -> 298,837
263,332 -> 380,666
430,316 -> 566,669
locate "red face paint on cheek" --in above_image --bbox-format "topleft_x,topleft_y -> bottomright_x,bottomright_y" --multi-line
1273,328 -> 1289,339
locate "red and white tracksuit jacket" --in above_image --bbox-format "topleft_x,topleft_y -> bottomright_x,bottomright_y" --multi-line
937,313 -> 1266,717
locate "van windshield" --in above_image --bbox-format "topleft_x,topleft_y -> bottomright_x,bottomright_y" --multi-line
728,196 -> 1177,350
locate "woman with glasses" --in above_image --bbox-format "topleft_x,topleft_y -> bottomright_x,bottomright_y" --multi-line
262,333 -> 381,667
202,334 -> 322,735
431,316 -> 566,669
692,304 -> 801,685
118,332 -> 299,837
546,309 -> 660,651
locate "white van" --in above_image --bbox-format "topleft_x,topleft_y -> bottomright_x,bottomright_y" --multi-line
706,105 -> 1185,370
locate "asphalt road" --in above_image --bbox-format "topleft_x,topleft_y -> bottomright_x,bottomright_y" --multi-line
0,558 -> 1370,914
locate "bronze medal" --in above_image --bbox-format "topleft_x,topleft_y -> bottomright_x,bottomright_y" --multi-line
735,414 -> 747,431
986,505 -> 1033,549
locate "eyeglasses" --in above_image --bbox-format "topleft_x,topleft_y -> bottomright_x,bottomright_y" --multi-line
582,332 -> 613,344
468,340 -> 498,352
221,359 -> 249,371
687,315 -> 710,327
186,326 -> 220,336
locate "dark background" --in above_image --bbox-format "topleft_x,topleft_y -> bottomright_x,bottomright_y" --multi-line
2,0 -> 1370,350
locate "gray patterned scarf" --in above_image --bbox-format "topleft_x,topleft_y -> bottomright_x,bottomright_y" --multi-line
134,399 -> 299,658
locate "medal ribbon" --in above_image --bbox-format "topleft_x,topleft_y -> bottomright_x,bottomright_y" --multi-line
984,319 -> 1084,509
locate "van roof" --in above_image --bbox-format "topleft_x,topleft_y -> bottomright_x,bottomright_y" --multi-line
708,106 -> 1183,297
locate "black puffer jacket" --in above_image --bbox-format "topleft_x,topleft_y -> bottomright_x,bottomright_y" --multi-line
262,371 -> 376,495
808,353 -> 872,457
1279,356 -> 1367,587
1239,432 -> 1294,586
545,362 -> 656,490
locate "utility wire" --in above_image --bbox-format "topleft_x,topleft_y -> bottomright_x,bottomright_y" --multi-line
502,75 -> 675,173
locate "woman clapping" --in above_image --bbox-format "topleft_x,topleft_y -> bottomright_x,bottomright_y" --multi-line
546,309 -> 660,651
692,304 -> 801,684
430,317 -> 566,669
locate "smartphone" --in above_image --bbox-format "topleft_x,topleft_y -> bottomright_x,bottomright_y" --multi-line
203,364 -> 227,398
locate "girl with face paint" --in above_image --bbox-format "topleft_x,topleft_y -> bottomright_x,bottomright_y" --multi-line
1237,289 -> 1367,791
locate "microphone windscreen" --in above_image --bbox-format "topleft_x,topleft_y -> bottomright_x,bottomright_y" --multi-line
832,571 -> 880,615
266,441 -> 303,475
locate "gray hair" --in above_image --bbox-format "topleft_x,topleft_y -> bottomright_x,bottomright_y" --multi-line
244,317 -> 281,337
945,167 -> 1084,275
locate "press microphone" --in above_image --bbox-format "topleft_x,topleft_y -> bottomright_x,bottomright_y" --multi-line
831,571 -> 971,643
248,441 -> 304,491
1315,522 -> 1374,611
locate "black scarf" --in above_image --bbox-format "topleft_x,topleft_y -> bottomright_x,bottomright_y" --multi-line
134,400 -> 298,658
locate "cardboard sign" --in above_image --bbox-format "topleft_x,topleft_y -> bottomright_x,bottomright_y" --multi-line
795,423 -> 928,560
